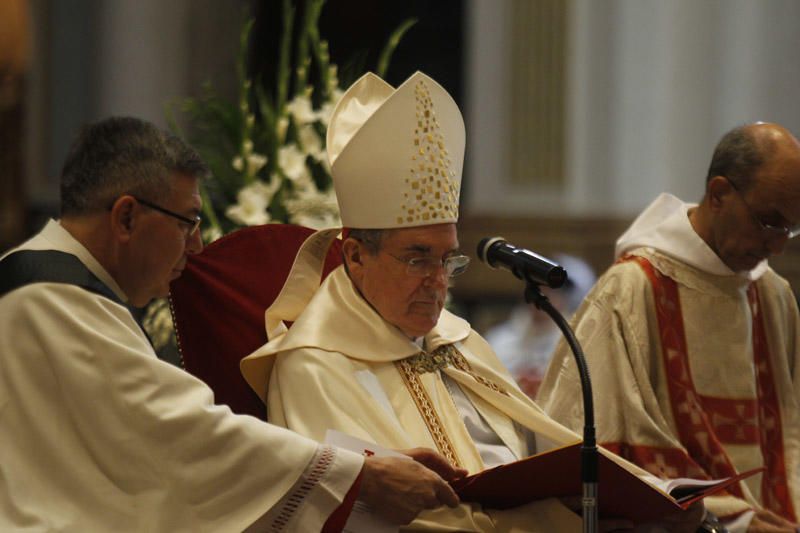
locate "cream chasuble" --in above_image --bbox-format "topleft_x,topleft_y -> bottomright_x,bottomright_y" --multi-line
0,221 -> 364,532
538,194 -> 800,527
242,266 -> 591,531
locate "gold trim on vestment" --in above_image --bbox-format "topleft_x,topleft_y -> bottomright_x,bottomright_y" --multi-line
404,344 -> 508,395
394,344 -> 510,468
396,357 -> 462,467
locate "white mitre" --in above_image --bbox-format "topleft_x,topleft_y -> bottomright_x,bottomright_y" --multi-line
328,70 -> 465,228
246,71 -> 466,348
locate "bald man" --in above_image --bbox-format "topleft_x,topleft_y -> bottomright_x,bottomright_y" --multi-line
538,122 -> 800,532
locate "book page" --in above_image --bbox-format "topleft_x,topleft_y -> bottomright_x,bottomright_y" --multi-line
325,430 -> 402,533
638,466 -> 763,504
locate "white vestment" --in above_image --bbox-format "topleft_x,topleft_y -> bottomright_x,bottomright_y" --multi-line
0,220 -> 363,532
243,263 -> 640,532
538,194 -> 800,530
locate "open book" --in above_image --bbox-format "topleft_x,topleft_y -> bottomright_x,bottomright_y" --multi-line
640,472 -> 759,505
326,431 -> 761,524
451,441 -> 763,522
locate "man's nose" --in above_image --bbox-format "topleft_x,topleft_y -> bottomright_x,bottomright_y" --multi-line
186,228 -> 204,255
424,265 -> 449,288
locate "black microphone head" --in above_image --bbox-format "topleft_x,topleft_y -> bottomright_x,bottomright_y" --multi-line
547,266 -> 568,289
476,236 -> 506,267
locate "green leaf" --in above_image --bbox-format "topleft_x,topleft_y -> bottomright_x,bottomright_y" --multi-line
277,0 -> 295,115
376,17 -> 417,78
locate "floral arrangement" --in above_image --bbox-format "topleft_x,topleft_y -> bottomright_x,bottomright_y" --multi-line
145,0 -> 415,353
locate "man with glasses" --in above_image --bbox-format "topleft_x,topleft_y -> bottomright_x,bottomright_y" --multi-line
0,116 -> 465,531
538,122 -> 800,532
241,72 -> 702,531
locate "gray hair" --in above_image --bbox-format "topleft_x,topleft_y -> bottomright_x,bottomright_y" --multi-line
341,228 -> 386,276
705,124 -> 768,192
60,116 -> 209,216
347,228 -> 386,254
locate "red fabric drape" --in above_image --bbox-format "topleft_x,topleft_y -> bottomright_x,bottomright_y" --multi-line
170,224 -> 342,419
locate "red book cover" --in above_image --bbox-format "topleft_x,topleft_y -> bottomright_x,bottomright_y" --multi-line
451,442 -> 762,522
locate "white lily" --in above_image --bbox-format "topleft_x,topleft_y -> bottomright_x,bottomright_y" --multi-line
298,125 -> 324,160
285,186 -> 341,229
225,179 -> 281,226
278,144 -> 311,182
286,92 -> 318,126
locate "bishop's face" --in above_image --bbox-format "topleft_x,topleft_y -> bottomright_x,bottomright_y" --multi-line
346,223 -> 459,338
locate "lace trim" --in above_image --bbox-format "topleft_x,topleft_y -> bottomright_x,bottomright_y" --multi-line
267,445 -> 338,532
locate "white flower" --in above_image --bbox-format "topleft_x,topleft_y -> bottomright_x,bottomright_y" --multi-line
225,179 -> 281,226
286,93 -> 318,126
318,88 -> 343,126
247,153 -> 268,175
327,65 -> 339,95
318,101 -> 335,126
278,144 -> 311,182
285,185 -> 341,229
232,152 -> 268,177
202,225 -> 223,243
277,117 -> 289,143
243,139 -> 254,154
298,124 -> 324,160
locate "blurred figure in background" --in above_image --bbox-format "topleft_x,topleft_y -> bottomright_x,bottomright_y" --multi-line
484,254 -> 596,398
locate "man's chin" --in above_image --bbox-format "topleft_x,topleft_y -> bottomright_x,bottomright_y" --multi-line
403,314 -> 442,338
736,254 -> 766,272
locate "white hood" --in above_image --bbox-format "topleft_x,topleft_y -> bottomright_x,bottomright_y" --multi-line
615,193 -> 768,281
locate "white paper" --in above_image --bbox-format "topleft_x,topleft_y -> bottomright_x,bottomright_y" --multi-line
639,473 -> 732,499
325,430 -> 402,533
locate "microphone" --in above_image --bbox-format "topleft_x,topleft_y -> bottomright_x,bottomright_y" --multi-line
478,236 -> 599,531
477,237 -> 567,288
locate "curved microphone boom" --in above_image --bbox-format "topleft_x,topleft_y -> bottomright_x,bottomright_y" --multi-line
477,236 -> 598,533
476,237 -> 567,288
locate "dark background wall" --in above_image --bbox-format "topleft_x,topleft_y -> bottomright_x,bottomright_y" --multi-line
250,0 -> 464,103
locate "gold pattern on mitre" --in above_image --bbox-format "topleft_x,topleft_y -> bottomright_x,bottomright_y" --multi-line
326,71 -> 465,229
400,80 -> 460,225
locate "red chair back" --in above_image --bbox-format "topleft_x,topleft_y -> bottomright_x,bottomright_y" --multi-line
170,224 -> 342,419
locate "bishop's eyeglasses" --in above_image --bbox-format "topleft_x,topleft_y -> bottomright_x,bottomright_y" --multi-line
386,252 -> 471,278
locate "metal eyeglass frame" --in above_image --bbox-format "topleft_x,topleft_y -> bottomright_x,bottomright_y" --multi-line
726,178 -> 800,239
134,196 -> 202,237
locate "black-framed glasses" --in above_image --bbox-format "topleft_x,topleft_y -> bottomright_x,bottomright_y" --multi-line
134,197 -> 202,237
386,252 -> 471,278
726,178 -> 800,239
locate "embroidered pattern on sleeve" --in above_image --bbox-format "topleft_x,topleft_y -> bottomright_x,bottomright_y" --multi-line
267,445 -> 338,532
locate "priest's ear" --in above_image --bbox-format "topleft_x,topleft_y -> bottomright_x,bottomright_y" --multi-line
108,195 -> 139,243
706,175 -> 735,211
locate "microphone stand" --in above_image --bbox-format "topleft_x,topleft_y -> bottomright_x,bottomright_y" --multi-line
524,282 -> 598,533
